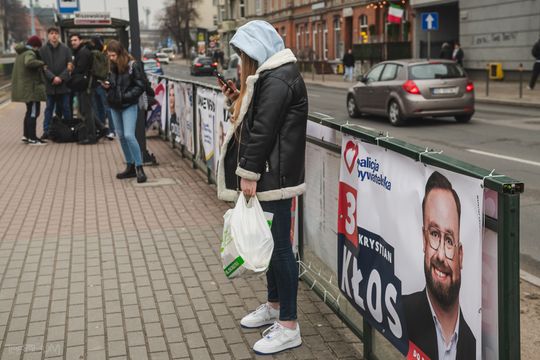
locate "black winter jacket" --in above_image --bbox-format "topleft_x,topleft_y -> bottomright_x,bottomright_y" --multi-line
217,49 -> 308,202
68,43 -> 93,91
106,61 -> 146,110
39,42 -> 72,95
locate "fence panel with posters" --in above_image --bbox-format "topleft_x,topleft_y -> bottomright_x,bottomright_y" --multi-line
148,75 -> 521,360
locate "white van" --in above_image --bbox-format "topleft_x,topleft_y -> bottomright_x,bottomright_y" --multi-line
160,48 -> 175,61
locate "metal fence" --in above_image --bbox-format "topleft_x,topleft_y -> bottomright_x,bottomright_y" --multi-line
150,74 -> 522,360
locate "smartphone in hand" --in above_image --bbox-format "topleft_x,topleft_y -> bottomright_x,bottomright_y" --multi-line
215,72 -> 233,92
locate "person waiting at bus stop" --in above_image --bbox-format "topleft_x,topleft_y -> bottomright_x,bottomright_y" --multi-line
69,33 -> 110,144
39,27 -> 72,139
11,35 -> 47,145
102,40 -> 147,183
217,20 -> 308,355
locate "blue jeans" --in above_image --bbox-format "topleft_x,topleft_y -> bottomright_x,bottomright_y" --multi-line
44,94 -> 71,133
94,86 -> 114,132
343,66 -> 354,81
110,105 -> 142,166
261,198 -> 298,321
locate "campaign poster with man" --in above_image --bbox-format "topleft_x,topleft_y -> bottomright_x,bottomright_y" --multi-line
146,77 -> 166,136
196,88 -> 217,168
214,93 -> 231,174
338,134 -> 483,359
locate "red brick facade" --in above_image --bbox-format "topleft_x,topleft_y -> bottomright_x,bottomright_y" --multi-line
265,1 -> 412,61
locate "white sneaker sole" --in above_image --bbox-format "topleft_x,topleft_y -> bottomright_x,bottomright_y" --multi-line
240,318 -> 276,329
253,337 -> 302,355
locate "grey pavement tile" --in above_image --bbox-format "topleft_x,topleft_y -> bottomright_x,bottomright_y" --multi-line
221,328 -> 244,345
67,330 -> 85,347
86,349 -> 107,360
185,332 -> 205,349
44,341 -> 64,357
150,352 -> 171,360
106,326 -> 126,342
212,354 -> 233,360
161,314 -> 180,329
45,325 -> 65,342
144,322 -> 164,338
128,346 -> 149,360
176,306 -> 195,320
87,322 -> 105,337
127,331 -> 146,347
207,338 -> 228,354
147,336 -> 167,353
108,339 -> 128,358
188,348 -> 212,360
229,343 -> 252,359
180,318 -> 200,334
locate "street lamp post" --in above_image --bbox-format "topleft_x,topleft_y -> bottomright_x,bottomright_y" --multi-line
128,0 -> 141,60
30,0 -> 35,35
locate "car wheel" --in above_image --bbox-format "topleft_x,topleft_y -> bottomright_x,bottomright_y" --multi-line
388,100 -> 406,127
347,95 -> 360,118
455,114 -> 473,123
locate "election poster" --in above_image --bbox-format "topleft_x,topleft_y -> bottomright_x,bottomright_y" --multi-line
196,88 -> 217,169
214,93 -> 232,174
170,81 -> 194,153
146,77 -> 166,136
338,134 -> 483,360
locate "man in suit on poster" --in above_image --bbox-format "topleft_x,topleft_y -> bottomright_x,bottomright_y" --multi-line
403,171 -> 476,360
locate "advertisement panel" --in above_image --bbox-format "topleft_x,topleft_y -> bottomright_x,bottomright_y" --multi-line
338,134 -> 483,359
146,76 -> 166,136
169,81 -> 194,153
196,88 -> 217,168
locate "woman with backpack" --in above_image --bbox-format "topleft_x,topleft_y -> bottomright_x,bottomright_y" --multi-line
101,40 -> 147,183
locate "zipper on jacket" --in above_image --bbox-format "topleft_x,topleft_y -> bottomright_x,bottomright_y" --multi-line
236,122 -> 243,192
265,161 -> 270,173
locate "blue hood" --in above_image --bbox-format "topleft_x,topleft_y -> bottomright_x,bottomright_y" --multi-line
230,20 -> 285,66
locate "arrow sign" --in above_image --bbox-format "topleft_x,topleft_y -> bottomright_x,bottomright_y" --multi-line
421,12 -> 439,31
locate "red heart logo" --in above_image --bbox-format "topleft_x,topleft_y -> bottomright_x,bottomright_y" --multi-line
344,141 -> 358,174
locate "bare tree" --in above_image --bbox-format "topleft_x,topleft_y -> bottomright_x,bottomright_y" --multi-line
157,0 -> 201,58
3,0 -> 29,49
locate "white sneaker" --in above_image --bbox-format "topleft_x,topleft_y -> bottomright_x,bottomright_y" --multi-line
27,139 -> 47,146
240,303 -> 279,328
21,136 -> 28,143
253,322 -> 302,355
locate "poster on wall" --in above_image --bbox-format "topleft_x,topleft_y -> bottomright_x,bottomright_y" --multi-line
337,134 -> 483,359
170,81 -> 194,153
196,88 -> 217,168
146,77 -> 166,136
214,93 -> 232,174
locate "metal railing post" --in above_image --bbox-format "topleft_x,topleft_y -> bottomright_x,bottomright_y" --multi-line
363,320 -> 373,360
486,63 -> 490,97
519,63 -> 523,99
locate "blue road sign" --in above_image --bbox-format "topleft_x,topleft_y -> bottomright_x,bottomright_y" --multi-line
421,12 -> 439,31
57,0 -> 80,14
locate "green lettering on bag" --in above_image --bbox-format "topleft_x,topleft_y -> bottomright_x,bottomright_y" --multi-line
224,256 -> 245,277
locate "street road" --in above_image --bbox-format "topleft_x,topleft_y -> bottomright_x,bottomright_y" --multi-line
163,61 -> 540,277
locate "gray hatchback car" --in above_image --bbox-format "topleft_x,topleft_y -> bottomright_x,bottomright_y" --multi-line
347,59 -> 475,126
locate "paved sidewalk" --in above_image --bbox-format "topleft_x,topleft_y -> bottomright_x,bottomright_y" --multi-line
301,71 -> 540,107
0,102 -> 363,359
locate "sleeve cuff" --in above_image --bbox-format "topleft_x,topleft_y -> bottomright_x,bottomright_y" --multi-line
235,166 -> 261,181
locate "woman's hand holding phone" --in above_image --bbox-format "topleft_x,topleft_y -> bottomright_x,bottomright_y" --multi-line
99,80 -> 111,89
216,74 -> 239,102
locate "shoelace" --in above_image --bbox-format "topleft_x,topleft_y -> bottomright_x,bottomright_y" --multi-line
262,322 -> 283,339
253,303 -> 270,316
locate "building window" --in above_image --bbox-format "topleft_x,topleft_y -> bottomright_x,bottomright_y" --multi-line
296,25 -> 301,52
240,0 -> 245,18
359,14 -> 368,43
305,26 -> 309,51
219,6 -> 225,21
323,22 -> 328,60
313,24 -> 318,58
255,0 -> 263,15
281,26 -> 287,46
334,17 -> 341,59
213,15 -> 218,26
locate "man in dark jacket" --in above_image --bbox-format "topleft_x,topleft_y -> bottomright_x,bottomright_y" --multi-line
403,171 -> 476,360
528,38 -> 540,90
342,48 -> 355,81
439,42 -> 453,60
69,34 -> 108,144
39,27 -> 72,138
452,42 -> 464,67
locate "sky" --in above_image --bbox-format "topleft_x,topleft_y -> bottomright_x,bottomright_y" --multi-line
30,0 -> 167,29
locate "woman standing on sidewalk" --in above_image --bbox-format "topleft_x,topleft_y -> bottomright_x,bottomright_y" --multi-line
217,20 -> 308,355
11,36 -> 47,145
102,40 -> 147,183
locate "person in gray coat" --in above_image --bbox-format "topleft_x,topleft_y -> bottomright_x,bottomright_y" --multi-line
39,27 -> 73,138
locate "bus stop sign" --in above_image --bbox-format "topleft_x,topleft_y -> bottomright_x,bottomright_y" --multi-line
57,0 -> 80,14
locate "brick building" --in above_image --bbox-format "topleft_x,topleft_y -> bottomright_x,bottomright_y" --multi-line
217,1 -> 413,66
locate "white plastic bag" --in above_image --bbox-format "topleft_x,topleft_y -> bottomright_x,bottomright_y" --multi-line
221,208 -> 246,278
230,194 -> 274,272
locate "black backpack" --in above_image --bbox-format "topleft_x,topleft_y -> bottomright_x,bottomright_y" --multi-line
49,116 -> 85,143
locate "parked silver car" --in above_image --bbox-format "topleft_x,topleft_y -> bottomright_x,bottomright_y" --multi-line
347,59 -> 475,126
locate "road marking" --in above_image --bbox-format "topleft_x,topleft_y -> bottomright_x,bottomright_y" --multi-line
467,149 -> 540,167
521,270 -> 540,288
